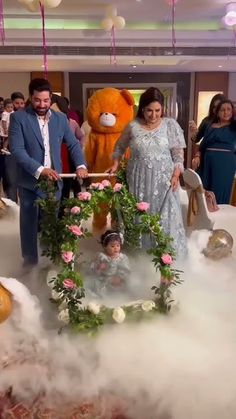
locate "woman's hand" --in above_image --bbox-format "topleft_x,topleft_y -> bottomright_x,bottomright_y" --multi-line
105,159 -> 119,174
189,120 -> 197,134
171,175 -> 179,192
191,155 -> 200,171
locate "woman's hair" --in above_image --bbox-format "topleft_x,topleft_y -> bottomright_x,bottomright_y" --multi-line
212,99 -> 235,124
136,87 -> 164,119
51,94 -> 69,115
208,93 -> 226,119
100,230 -> 122,247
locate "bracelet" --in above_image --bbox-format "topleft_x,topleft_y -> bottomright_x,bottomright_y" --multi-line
194,154 -> 200,158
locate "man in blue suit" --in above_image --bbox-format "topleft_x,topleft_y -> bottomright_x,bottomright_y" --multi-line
9,78 -> 88,267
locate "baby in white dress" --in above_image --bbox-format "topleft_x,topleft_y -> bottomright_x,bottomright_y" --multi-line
90,230 -> 130,295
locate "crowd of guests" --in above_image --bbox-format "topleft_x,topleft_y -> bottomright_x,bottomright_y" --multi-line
0,79 -> 235,271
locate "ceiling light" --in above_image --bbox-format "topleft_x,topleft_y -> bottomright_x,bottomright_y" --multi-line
218,65 -> 222,68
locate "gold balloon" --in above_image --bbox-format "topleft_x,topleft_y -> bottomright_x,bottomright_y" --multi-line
203,229 -> 234,260
0,284 -> 12,323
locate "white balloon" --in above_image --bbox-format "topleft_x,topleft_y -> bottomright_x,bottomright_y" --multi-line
101,17 -> 114,31
42,0 -> 62,7
113,16 -> 126,30
105,4 -> 117,18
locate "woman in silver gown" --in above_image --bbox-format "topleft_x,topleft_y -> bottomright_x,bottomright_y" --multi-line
108,87 -> 187,257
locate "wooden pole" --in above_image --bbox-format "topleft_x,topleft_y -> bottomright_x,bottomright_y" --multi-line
59,173 -> 115,178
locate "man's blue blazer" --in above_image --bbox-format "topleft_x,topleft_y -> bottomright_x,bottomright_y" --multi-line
9,106 -> 86,191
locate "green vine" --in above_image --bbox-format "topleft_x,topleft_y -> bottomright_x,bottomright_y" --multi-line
38,172 -> 182,333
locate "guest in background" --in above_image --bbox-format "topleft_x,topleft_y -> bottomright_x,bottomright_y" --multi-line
0,99 -> 14,148
11,91 -> 25,111
51,94 -> 85,201
0,97 -> 4,119
0,99 -> 16,202
198,99 -> 236,204
190,93 -> 226,172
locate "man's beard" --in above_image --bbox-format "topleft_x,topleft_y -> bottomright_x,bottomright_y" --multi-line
34,107 -> 49,116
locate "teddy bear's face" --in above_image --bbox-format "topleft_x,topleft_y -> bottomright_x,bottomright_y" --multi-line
87,88 -> 134,134
99,112 -> 116,127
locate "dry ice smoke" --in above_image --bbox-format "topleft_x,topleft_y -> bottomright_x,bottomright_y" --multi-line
0,202 -> 236,418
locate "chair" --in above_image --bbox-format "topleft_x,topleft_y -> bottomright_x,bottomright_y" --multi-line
182,169 -> 236,240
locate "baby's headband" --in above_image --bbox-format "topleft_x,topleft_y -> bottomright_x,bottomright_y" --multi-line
103,232 -> 124,245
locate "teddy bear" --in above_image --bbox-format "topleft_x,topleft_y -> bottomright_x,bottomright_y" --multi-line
84,87 -> 134,231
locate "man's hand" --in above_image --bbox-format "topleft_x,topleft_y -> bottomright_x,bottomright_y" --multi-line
76,167 -> 88,178
40,168 -> 60,181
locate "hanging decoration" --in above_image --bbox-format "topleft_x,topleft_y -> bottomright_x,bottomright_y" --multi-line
0,0 -> 5,45
101,5 -> 126,65
17,0 -> 63,77
166,0 -> 178,55
39,1 -> 48,79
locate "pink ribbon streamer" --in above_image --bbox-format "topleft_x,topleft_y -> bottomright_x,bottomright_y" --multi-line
39,1 -> 48,79
171,0 -> 177,54
0,0 -> 5,45
110,25 -> 117,66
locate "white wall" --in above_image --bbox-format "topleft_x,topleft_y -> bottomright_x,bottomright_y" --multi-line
0,73 -> 30,100
228,73 -> 236,102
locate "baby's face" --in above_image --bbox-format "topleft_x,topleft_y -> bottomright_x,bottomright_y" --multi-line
105,240 -> 121,258
5,103 -> 13,113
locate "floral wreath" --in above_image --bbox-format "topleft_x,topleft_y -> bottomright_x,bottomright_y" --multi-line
38,171 -> 182,333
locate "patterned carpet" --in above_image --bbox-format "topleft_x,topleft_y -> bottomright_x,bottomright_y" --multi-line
0,388 -> 129,419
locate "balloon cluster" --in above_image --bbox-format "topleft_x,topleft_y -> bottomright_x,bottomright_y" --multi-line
17,0 -> 62,13
101,5 -> 126,31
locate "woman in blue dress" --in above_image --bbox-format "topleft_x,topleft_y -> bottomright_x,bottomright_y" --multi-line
199,99 -> 236,204
107,87 -> 187,257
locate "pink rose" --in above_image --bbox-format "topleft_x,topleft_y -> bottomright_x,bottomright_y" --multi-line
61,251 -> 74,263
63,279 -> 75,289
161,254 -> 173,265
90,182 -> 100,190
113,183 -> 122,192
101,179 -> 111,188
97,183 -> 105,190
77,191 -> 92,201
70,206 -> 81,215
136,202 -> 150,212
67,225 -> 83,236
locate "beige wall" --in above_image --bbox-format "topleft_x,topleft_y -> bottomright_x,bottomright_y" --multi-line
0,72 -> 30,100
